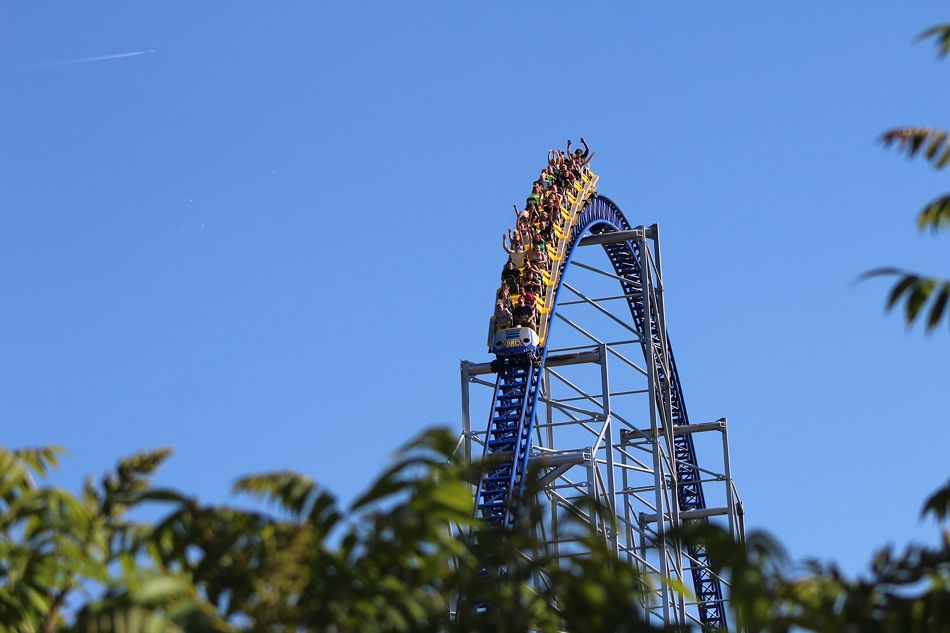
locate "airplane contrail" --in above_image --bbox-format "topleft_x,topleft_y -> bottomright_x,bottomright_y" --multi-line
34,49 -> 156,67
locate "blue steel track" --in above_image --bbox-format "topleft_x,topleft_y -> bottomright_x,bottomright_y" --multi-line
475,194 -> 726,630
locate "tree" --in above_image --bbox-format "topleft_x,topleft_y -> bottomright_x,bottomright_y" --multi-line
4,429 -> 950,632
867,26 -> 950,332
0,445 -> 226,632
0,432 -> 663,632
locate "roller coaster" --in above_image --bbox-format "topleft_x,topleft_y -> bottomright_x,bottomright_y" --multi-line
458,147 -> 745,630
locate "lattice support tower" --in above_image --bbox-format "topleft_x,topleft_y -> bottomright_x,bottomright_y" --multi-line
459,224 -> 745,630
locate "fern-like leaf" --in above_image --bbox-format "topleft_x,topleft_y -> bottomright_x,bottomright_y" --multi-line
100,448 -> 174,519
881,127 -> 950,169
905,277 -> 935,322
922,479 -> 950,520
14,446 -> 65,477
919,24 -> 950,59
926,281 -> 950,330
234,471 -> 317,516
234,471 -> 340,532
861,268 -> 950,332
917,194 -> 950,232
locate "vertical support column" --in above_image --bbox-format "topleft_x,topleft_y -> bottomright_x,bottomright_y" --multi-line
575,446 -> 597,548
638,514 -> 653,622
722,418 -> 736,541
460,361 -> 472,466
620,434 -> 634,566
737,502 -> 747,546
586,451 -> 597,535
638,230 -> 671,627
544,369 -> 554,452
621,445 -> 644,621
649,226 -> 686,626
543,368 -> 559,565
599,343 -> 619,554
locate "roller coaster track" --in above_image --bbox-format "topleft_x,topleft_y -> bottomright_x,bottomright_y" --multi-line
475,194 -> 726,630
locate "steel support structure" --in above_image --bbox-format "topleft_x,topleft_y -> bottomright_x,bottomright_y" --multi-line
458,225 -> 744,630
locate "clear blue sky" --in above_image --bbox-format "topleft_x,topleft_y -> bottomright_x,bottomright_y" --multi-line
2,2 -> 949,574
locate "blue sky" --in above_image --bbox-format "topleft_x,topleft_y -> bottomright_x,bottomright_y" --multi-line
2,2 -> 950,574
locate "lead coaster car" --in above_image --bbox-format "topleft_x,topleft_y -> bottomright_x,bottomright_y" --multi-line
487,322 -> 540,356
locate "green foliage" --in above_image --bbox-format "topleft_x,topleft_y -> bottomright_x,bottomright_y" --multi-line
882,127 -> 950,169
676,524 -> 788,631
0,445 -> 223,633
673,488 -> 950,633
870,28 -> 950,332
917,194 -> 950,233
919,24 -> 950,58
923,480 -> 950,522
3,431 -> 950,632
860,269 -> 950,332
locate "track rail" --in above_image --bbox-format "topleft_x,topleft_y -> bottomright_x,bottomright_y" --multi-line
476,194 -> 726,630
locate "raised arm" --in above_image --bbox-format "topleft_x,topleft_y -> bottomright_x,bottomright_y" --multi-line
580,137 -> 590,159
502,233 -> 513,254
